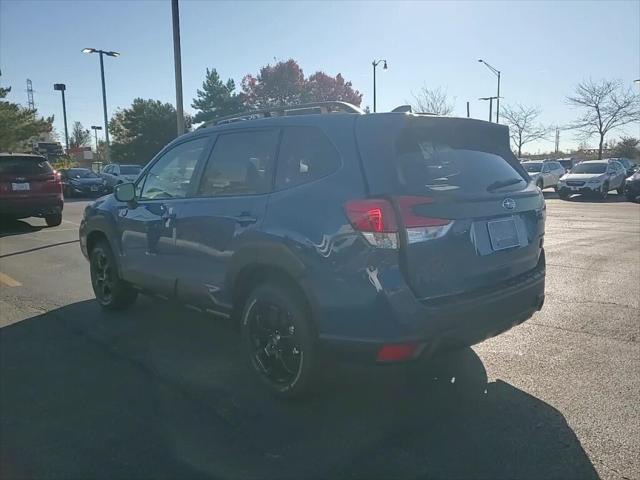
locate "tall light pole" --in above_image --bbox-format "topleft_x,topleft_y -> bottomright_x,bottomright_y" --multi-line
82,48 -> 119,163
172,0 -> 185,135
478,59 -> 501,123
372,59 -> 387,113
53,84 -> 69,150
90,125 -> 102,154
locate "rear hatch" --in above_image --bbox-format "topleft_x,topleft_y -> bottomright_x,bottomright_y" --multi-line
355,114 -> 544,300
0,156 -> 60,199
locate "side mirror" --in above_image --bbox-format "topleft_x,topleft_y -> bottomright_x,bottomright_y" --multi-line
114,182 -> 136,203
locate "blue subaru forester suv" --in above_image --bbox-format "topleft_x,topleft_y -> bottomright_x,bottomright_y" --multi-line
80,102 -> 546,397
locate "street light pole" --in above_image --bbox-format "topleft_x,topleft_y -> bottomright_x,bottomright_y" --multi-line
90,125 -> 102,153
478,59 -> 501,123
53,84 -> 69,150
372,59 -> 387,113
98,52 -> 111,162
82,48 -> 120,163
172,0 -> 185,135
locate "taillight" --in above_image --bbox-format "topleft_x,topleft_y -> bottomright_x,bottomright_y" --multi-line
395,196 -> 452,243
344,199 -> 398,249
376,342 -> 421,362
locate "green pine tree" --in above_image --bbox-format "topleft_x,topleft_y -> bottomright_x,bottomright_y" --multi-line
191,68 -> 244,123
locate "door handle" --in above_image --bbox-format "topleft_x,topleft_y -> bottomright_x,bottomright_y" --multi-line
233,212 -> 257,226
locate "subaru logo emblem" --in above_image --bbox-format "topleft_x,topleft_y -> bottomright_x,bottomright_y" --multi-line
502,198 -> 516,210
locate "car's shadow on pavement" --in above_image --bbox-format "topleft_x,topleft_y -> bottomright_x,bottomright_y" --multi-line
542,189 -> 628,203
0,297 -> 599,480
0,219 -> 44,238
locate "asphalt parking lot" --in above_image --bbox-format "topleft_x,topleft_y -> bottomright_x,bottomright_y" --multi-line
0,193 -> 638,480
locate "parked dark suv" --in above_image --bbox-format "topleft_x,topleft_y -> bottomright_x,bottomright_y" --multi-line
79,102 -> 546,397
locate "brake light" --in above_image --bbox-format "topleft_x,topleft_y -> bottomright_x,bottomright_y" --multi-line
344,199 -> 398,249
376,342 -> 421,362
395,196 -> 452,243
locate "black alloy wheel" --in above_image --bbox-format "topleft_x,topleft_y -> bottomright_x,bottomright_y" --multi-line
242,282 -> 318,398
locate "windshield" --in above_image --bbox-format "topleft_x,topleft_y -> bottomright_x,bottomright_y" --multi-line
68,168 -> 100,178
120,165 -> 142,175
523,163 -> 543,173
0,157 -> 52,175
571,163 -> 606,174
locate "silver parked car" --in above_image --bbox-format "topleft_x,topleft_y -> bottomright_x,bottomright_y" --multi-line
556,160 -> 627,200
522,160 -> 566,190
100,164 -> 143,190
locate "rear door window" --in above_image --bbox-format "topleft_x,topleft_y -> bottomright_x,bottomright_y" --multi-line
0,157 -> 52,175
198,129 -> 279,197
275,126 -> 340,190
394,128 -> 525,195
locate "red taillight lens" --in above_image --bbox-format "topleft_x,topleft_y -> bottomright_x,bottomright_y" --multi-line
395,196 -> 450,227
344,199 -> 398,233
376,342 -> 420,362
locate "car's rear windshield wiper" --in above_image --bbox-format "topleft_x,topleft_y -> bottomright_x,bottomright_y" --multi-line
486,178 -> 525,192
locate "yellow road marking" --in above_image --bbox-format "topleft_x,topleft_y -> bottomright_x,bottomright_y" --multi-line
0,272 -> 21,287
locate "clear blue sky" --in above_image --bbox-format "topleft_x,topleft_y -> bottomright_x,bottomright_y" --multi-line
1,0 -> 639,153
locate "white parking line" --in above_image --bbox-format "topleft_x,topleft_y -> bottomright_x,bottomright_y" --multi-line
63,220 -> 81,226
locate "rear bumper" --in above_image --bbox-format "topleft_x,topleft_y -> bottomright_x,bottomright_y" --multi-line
320,254 -> 545,363
0,196 -> 63,218
67,184 -> 108,196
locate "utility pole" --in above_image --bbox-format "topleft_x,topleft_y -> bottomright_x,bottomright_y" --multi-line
91,125 -> 103,155
479,96 -> 499,122
172,0 -> 185,135
555,127 -> 560,154
466,101 -> 470,118
26,79 -> 35,111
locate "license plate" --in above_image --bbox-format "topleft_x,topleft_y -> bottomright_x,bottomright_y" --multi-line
91,185 -> 99,191
487,218 -> 519,251
11,183 -> 30,191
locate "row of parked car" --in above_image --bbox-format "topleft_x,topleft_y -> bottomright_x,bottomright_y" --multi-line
59,164 -> 142,198
521,157 -> 640,201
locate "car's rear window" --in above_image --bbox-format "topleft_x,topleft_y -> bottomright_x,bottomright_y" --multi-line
120,165 -> 142,175
0,156 -> 53,175
393,127 -> 525,195
523,163 -> 543,172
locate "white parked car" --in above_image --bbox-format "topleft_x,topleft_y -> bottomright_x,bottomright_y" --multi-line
100,164 -> 143,190
556,160 -> 627,200
522,160 -> 565,190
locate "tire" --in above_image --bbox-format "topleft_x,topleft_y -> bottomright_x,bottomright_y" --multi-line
45,213 -> 62,227
617,183 -> 625,195
599,183 -> 609,200
558,191 -> 570,200
90,239 -> 137,310
536,180 -> 543,190
241,281 -> 318,399
64,186 -> 72,198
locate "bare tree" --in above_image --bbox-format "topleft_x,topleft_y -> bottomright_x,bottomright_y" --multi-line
501,104 -> 550,157
409,86 -> 454,115
566,79 -> 640,159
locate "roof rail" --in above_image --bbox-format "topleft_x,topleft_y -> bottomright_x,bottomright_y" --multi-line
199,101 -> 364,128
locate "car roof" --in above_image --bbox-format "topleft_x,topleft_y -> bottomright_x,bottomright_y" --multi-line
0,152 -> 47,159
581,160 -> 610,164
